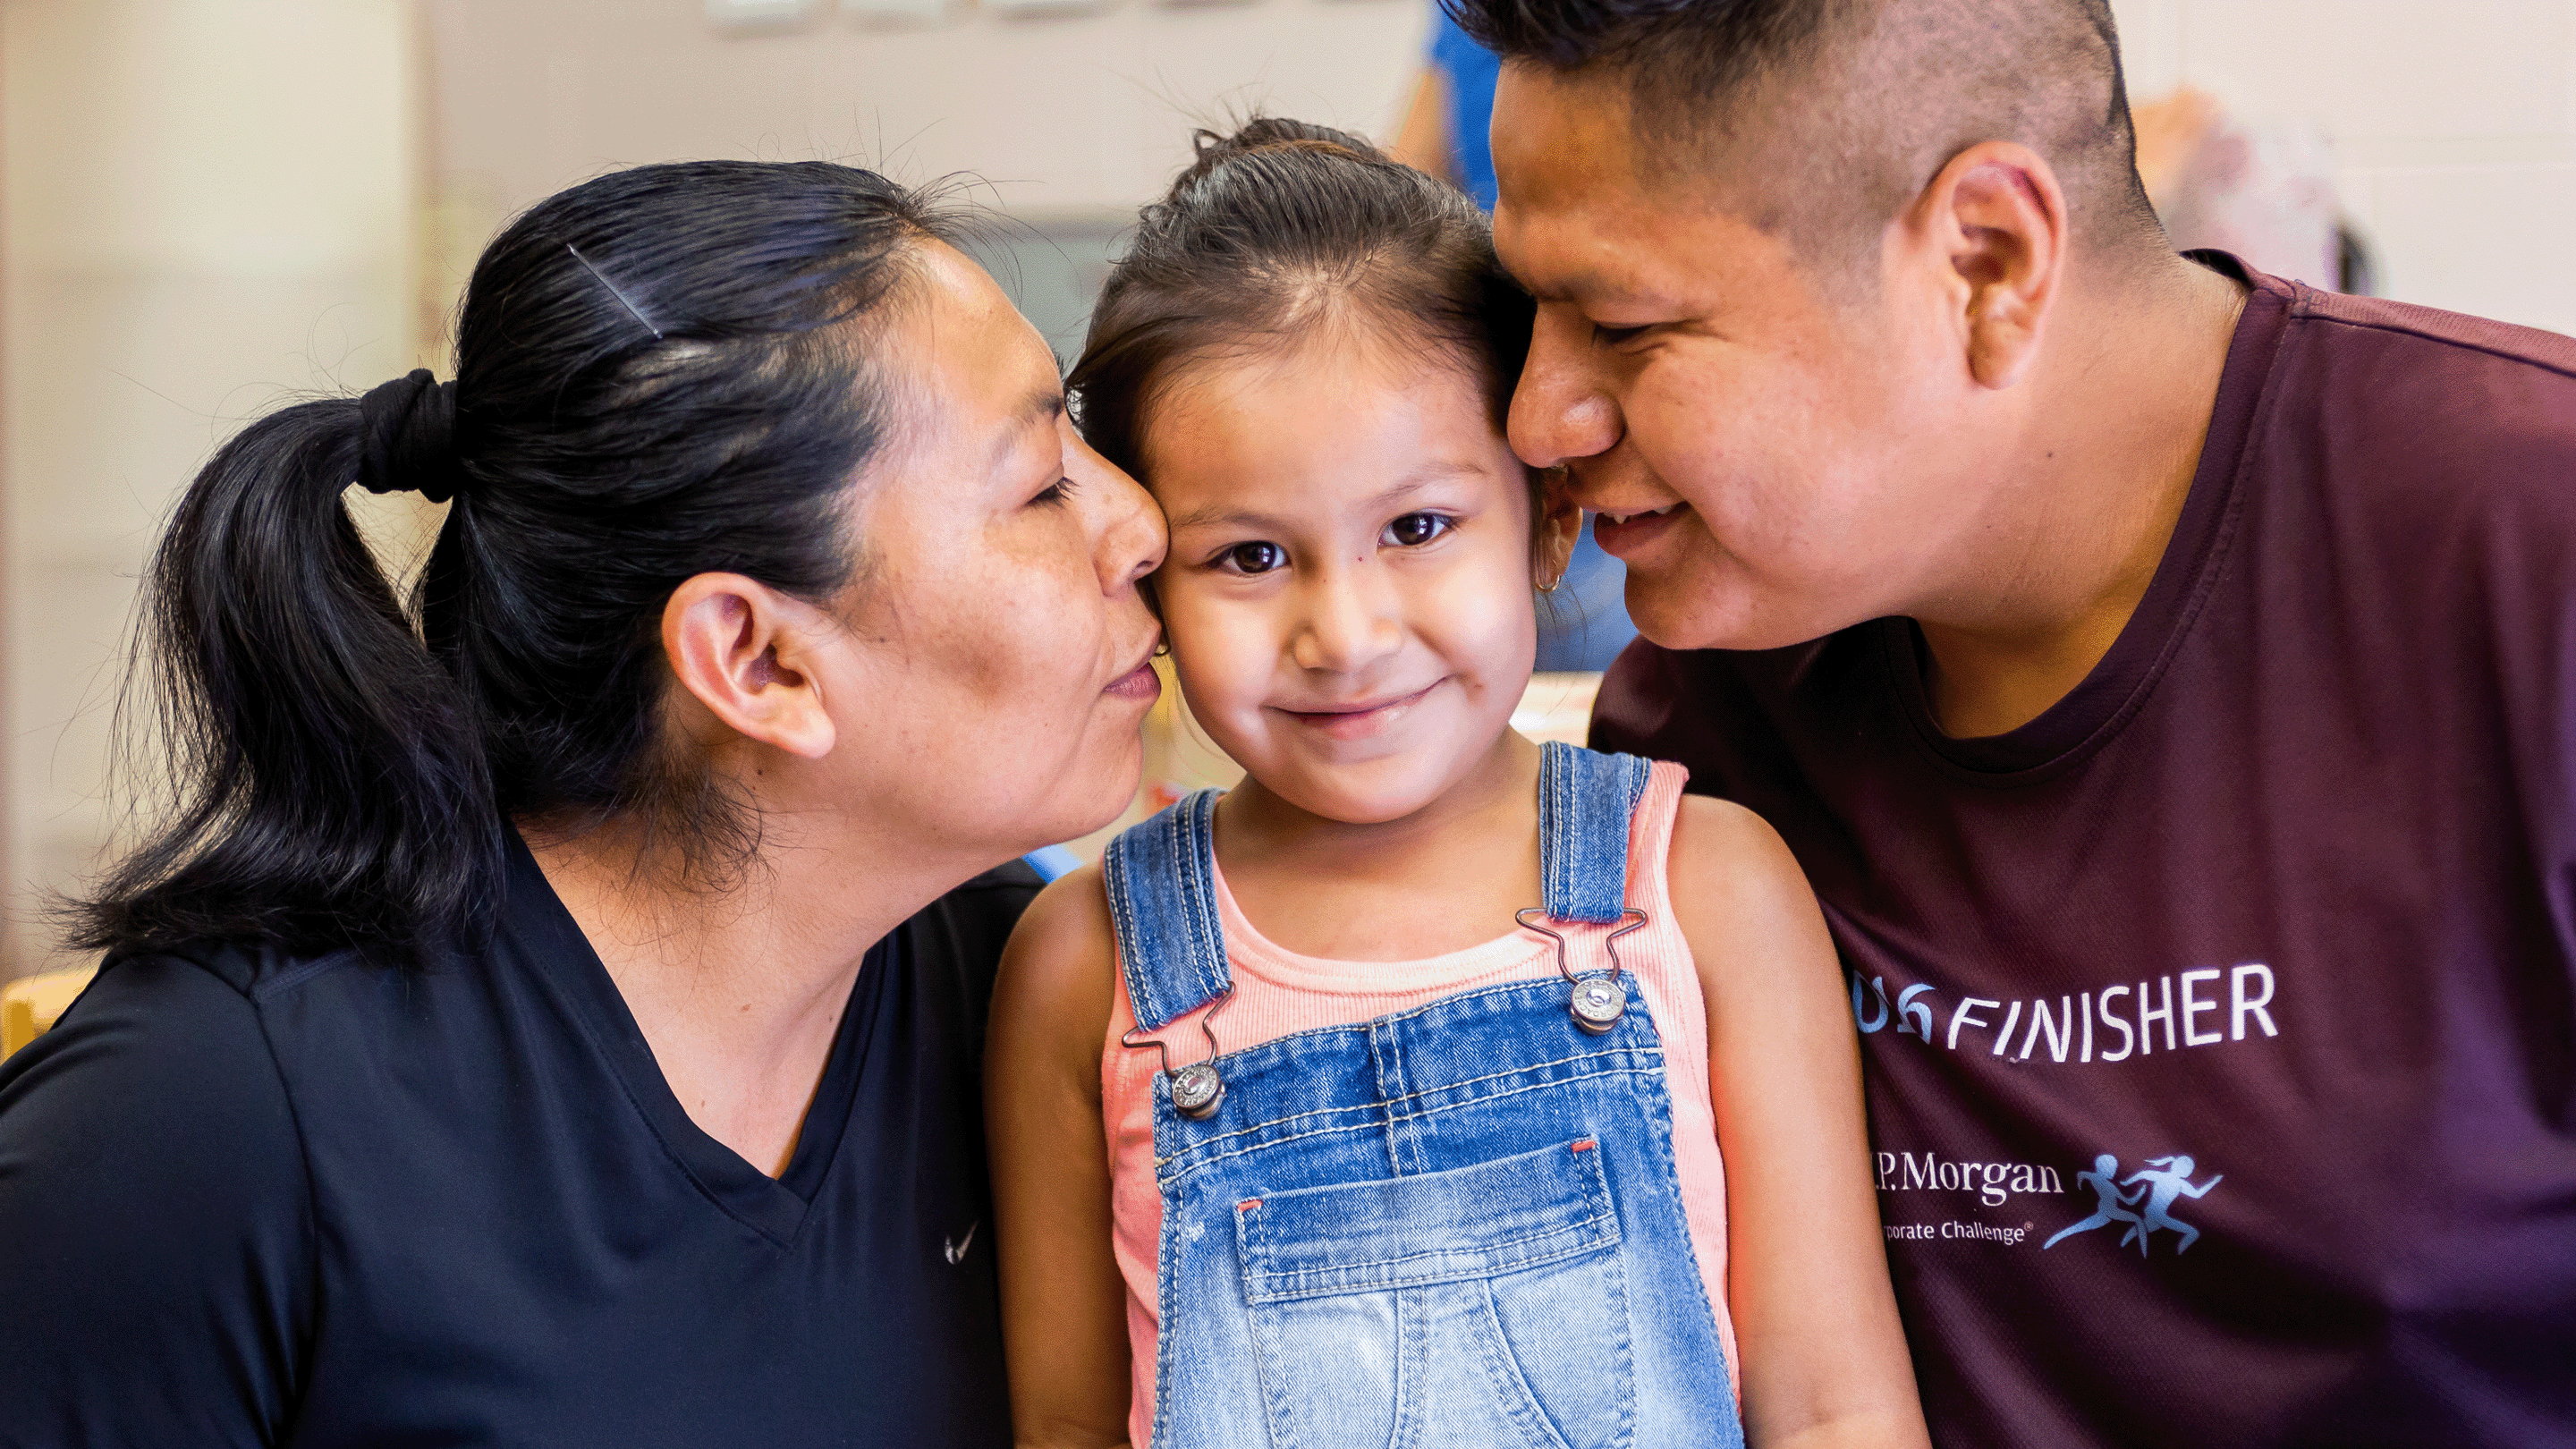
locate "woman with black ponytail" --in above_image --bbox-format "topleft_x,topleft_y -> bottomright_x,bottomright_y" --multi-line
0,159 -> 1165,1446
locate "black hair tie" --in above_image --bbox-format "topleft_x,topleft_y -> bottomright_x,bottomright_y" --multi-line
356,369 -> 460,504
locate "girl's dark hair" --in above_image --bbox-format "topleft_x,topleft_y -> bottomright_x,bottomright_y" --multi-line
1067,117 -> 1534,487
71,159 -> 956,962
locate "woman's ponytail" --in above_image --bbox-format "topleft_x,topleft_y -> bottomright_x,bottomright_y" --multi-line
69,383 -> 497,960
72,159 -> 954,965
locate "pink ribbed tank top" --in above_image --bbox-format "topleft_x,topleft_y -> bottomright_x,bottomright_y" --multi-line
1099,762 -> 1738,1446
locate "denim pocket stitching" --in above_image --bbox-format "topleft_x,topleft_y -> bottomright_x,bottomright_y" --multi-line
1240,1208 -> 1621,1302
1234,1143 -> 1622,1303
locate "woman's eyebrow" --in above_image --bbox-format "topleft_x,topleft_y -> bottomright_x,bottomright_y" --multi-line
984,386 -> 1065,471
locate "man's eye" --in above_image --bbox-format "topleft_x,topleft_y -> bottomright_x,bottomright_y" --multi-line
1382,513 -> 1454,548
1216,541 -> 1286,575
1591,322 -> 1651,347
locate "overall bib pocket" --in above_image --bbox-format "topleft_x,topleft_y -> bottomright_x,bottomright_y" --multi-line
1232,1140 -> 1634,1449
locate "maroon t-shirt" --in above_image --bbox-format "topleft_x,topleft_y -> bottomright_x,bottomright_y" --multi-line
1592,260 -> 2576,1447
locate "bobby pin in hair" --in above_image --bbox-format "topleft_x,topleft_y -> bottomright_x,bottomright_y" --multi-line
564,242 -> 665,341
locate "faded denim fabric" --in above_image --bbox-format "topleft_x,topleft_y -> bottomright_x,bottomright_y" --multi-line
1103,742 -> 1742,1449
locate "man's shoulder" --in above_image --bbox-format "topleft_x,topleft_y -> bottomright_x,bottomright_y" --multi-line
2224,283 -> 2576,581
2287,285 -> 2576,386
2275,286 -> 2576,483
1589,630 -> 1875,767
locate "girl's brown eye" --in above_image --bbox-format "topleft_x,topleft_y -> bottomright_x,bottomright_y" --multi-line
1383,513 -> 1453,548
1221,541 -> 1286,575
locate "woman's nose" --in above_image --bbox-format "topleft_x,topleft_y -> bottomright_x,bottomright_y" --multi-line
1290,567 -> 1402,674
1508,309 -> 1623,470
1082,445 -> 1166,591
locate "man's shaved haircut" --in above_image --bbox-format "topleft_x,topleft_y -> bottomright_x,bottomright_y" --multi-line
1453,0 -> 2165,275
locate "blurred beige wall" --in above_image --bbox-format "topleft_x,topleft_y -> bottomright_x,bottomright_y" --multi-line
419,0 -> 1430,351
0,0 -> 419,978
421,3 -> 2576,340
2113,0 -> 2576,335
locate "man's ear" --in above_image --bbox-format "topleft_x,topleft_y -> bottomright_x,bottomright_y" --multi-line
1909,140 -> 2068,390
661,572 -> 838,760
1533,470 -> 1582,592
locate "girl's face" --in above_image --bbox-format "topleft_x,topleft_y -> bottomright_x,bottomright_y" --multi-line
1144,342 -> 1556,826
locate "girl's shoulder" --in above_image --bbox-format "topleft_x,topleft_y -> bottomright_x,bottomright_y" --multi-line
1665,792 -> 1797,875
993,862 -> 1124,1063
1006,861 -> 1118,964
1664,792 -> 1830,975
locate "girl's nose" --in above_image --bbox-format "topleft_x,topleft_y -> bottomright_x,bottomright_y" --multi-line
1289,566 -> 1402,674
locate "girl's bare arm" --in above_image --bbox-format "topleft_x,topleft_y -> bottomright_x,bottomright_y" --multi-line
1669,796 -> 1932,1449
987,866 -> 1134,1449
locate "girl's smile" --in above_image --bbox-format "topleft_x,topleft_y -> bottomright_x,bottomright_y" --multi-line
1273,679 -> 1446,741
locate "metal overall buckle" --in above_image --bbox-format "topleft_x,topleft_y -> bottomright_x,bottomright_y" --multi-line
1515,907 -> 1650,1035
1121,985 -> 1237,1119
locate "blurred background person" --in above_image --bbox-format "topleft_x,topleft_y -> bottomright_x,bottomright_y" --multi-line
2131,83 -> 2375,294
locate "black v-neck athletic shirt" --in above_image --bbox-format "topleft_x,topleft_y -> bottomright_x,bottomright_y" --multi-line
0,834 -> 1034,1447
1594,258 -> 2576,1445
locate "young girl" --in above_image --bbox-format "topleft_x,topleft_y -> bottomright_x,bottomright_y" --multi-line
989,119 -> 1927,1449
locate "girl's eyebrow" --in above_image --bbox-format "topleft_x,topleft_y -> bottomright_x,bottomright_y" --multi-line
1165,502 -> 1287,533
1167,462 -> 1495,534
1367,461 -> 1488,504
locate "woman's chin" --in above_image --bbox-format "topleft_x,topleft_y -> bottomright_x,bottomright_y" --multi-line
1038,734 -> 1151,848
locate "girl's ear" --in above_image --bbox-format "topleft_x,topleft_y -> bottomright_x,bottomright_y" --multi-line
1533,470 -> 1582,592
661,572 -> 840,760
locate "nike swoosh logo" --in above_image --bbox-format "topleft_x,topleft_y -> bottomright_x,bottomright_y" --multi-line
944,1221 -> 979,1265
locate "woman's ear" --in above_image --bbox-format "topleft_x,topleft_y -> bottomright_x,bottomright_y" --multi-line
1533,470 -> 1583,592
661,572 -> 839,760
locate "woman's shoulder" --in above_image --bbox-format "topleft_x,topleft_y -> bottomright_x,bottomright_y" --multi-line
1,945 -> 314,1187
0,951 -> 315,1436
895,860 -> 1048,994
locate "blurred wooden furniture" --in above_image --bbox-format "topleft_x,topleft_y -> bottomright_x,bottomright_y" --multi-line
2,966 -> 96,1061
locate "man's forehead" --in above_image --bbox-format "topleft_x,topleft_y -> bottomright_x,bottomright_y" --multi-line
1490,63 -> 1640,207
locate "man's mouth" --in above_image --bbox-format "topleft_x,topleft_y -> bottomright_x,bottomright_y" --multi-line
1591,502 -> 1690,558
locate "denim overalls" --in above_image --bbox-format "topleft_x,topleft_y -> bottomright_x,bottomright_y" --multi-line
1103,741 -> 1745,1449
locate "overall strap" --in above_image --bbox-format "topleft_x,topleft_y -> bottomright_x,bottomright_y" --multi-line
1538,740 -> 1652,923
1102,789 -> 1234,1033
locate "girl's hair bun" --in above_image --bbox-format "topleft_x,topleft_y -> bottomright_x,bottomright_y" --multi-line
1162,116 -> 1390,209
1072,111 -> 1545,555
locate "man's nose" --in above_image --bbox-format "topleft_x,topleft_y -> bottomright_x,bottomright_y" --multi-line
1508,309 -> 1622,470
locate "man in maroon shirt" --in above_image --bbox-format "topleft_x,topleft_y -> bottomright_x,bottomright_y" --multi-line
1453,0 -> 2576,1444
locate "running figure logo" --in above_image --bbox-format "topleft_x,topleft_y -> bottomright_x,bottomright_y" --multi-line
2045,1153 -> 2223,1255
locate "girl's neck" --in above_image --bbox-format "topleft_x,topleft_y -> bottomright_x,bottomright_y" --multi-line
1215,728 -> 1549,962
